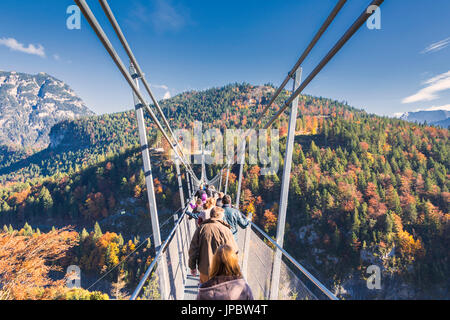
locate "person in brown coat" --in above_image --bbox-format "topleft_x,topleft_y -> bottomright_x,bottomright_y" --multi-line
197,244 -> 253,300
188,206 -> 239,284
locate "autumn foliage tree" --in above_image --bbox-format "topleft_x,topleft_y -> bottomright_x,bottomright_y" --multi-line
0,227 -> 78,300
263,209 -> 277,233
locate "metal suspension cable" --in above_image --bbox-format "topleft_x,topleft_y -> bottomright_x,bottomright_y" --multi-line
202,2 -> 383,298
76,0 -> 382,299
249,0 -> 347,133
98,0 -> 197,181
212,0 -> 384,189
74,0 -> 198,180
208,174 -> 220,185
215,0 -> 348,175
264,0 -> 384,129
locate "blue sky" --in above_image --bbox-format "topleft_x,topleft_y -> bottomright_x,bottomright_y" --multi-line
0,0 -> 449,116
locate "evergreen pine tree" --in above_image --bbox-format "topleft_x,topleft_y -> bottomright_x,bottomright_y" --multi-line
94,222 -> 103,241
81,228 -> 90,242
352,208 -> 361,234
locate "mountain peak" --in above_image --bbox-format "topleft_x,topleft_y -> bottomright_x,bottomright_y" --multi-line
0,71 -> 95,149
396,109 -> 450,127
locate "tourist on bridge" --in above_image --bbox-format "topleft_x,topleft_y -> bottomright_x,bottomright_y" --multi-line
189,198 -> 201,211
205,184 -> 214,198
188,198 -> 203,220
197,244 -> 253,300
195,185 -> 206,199
222,195 -> 249,240
201,192 -> 208,203
197,197 -> 216,225
188,207 -> 238,284
215,192 -> 225,207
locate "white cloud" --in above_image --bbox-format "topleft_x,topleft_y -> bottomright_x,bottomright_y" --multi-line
150,83 -> 171,100
423,71 -> 450,85
414,104 -> 450,112
0,37 -> 45,58
152,0 -> 188,32
151,84 -> 169,90
421,37 -> 450,54
163,91 -> 171,100
53,54 -> 60,61
402,70 -> 450,104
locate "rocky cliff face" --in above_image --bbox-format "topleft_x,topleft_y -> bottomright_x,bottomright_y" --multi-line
0,71 -> 95,149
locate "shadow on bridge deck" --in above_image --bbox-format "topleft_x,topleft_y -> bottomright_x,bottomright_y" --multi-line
183,273 -> 200,300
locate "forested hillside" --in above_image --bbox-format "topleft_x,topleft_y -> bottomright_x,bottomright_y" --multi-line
0,83 -> 448,299
0,83 -> 357,183
237,116 -> 449,299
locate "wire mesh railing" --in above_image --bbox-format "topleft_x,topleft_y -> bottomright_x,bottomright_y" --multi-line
135,211 -> 196,300
235,226 -> 318,300
131,207 -> 197,300
238,219 -> 338,300
131,189 -> 336,300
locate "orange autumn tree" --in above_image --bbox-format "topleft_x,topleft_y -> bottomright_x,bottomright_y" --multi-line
365,182 -> 387,219
263,209 -> 277,233
82,232 -> 122,272
0,227 -> 78,300
392,214 -> 425,263
83,192 -> 107,220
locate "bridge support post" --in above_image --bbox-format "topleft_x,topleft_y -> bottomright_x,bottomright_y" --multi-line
236,140 -> 251,279
187,170 -> 193,197
224,163 -> 230,195
235,140 -> 246,207
191,174 -> 196,194
241,211 -> 252,280
270,67 -> 302,300
175,158 -> 185,209
200,148 -> 206,184
191,173 -> 196,196
130,63 -> 170,300
218,169 -> 223,193
184,172 -> 195,245
186,171 -> 192,198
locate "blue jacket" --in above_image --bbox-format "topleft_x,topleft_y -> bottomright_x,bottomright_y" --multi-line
222,204 -> 249,236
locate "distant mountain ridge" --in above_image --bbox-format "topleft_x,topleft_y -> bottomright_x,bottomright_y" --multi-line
397,109 -> 450,127
0,83 -> 359,181
0,71 -> 95,150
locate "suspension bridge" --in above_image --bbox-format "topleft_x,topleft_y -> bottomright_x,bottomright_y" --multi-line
74,0 -> 385,300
